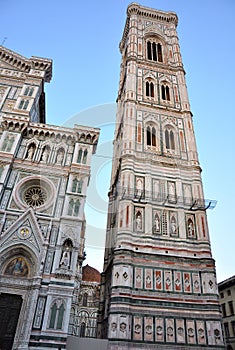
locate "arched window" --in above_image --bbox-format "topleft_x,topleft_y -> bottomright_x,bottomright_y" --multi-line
83,293 -> 88,307
146,125 -> 157,147
161,84 -> 170,101
165,128 -> 175,150
68,199 -> 80,216
48,300 -> 65,330
24,86 -> 34,96
68,199 -> 74,216
77,149 -> 83,163
80,322 -> 86,337
18,99 -> 29,110
77,179 -> 83,193
82,149 -> 88,164
146,40 -> 163,62
74,200 -> 80,216
146,81 -> 154,98
72,178 -> 78,192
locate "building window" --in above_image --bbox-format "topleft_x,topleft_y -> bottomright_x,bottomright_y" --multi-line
48,300 -> 65,330
165,129 -> 175,150
80,322 -> 86,337
18,99 -> 29,110
24,86 -> 34,96
220,292 -> 224,298
222,303 -> 227,317
227,289 -> 231,296
146,125 -> 156,147
72,178 -> 83,193
77,149 -> 88,164
229,301 -> 234,315
224,322 -> 230,338
68,199 -> 80,216
231,321 -> 235,336
147,40 -> 163,62
82,293 -> 88,307
146,81 -> 154,97
161,84 -> 170,101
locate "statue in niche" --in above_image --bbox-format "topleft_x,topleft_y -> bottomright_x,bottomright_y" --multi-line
56,149 -> 64,164
154,214 -> 160,232
187,218 -> 194,237
59,239 -> 73,268
26,144 -> 35,160
41,147 -> 50,162
170,216 -> 177,234
136,212 -> 142,231
60,250 -> 70,268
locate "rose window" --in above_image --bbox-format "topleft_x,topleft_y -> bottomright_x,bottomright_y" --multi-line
13,176 -> 55,211
23,186 -> 47,207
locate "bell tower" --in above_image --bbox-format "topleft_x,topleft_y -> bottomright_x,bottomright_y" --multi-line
99,4 -> 224,349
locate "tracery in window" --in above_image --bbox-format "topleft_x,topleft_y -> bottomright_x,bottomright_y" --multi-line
161,84 -> 170,101
24,186 -> 47,207
18,99 -> 29,110
77,148 -> 88,164
146,81 -> 154,98
146,125 -> 156,147
165,128 -> 175,150
68,199 -> 80,216
147,40 -> 163,62
48,300 -> 65,330
24,86 -> 34,97
72,178 -> 83,193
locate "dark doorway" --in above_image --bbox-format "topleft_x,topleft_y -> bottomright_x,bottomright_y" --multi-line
0,293 -> 22,350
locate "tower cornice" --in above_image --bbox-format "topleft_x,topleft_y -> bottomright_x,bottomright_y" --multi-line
120,3 -> 178,52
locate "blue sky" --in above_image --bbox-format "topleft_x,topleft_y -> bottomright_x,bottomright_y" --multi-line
2,0 -> 235,282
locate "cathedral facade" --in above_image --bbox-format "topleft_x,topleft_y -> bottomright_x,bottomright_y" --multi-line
0,46 -> 99,349
99,3 -> 224,349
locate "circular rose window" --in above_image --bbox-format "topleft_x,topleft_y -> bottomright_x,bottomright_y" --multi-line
23,186 -> 47,207
14,176 -> 55,211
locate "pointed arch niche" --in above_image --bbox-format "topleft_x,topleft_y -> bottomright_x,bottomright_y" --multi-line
144,121 -> 160,152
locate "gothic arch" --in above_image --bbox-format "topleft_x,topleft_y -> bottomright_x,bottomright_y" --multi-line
1,246 -> 38,278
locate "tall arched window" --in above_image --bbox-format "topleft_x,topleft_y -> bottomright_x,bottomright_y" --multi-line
146,81 -> 154,98
146,40 -> 163,62
82,149 -> 88,164
72,178 -> 78,192
146,125 -> 157,148
48,300 -> 65,330
77,149 -> 83,163
83,293 -> 88,307
161,84 -> 170,101
80,322 -> 86,337
165,129 -> 175,150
